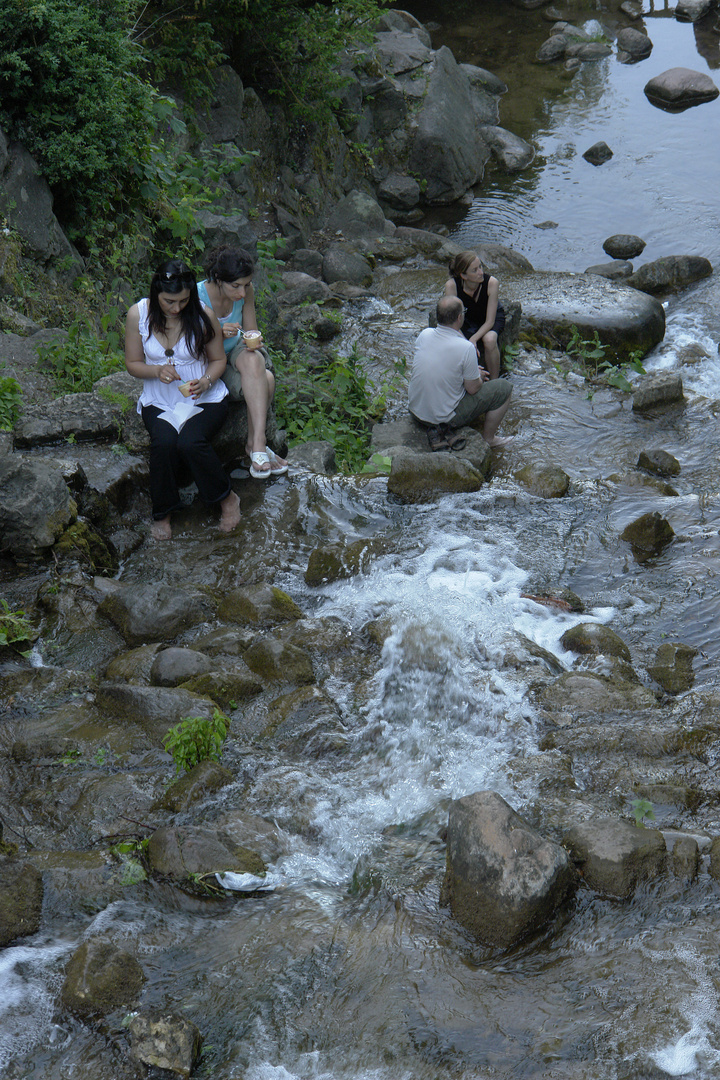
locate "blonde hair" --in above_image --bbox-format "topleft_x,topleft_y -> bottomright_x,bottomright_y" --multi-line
448,250 -> 483,277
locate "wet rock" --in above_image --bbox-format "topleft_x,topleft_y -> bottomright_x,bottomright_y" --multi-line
96,683 -> 219,745
671,836 -> 700,881
157,760 -> 234,812
279,616 -> 353,652
128,1011 -> 203,1078
626,255 -> 713,295
478,126 -> 535,171
644,67 -> 719,110
98,582 -> 209,647
217,583 -> 304,627
566,42 -> 613,61
146,825 -> 266,881
563,817 -> 667,897
0,455 -> 76,559
262,685 -> 349,755
61,939 -> 145,1018
675,0 -> 716,20
322,243 -> 373,287
585,260 -> 633,280
616,27 -> 653,61
502,270 -> 665,361
440,790 -> 577,947
305,537 -> 392,586
243,637 -> 315,685
637,449 -> 680,477
0,861 -> 43,946
537,34 -> 569,63
582,141 -> 613,165
325,189 -> 389,239
193,626 -> 257,656
620,0 -> 644,14
179,662 -> 263,707
371,416 -> 428,455
387,448 -> 484,503
560,623 -> 631,662
709,836 -> 720,881
648,641 -> 697,694
105,643 -> 163,684
540,671 -> 657,714
620,511 -> 675,562
453,430 -> 493,476
27,850 -> 125,917
150,647 -> 214,687
603,234 -> 646,259
291,440 -> 337,474
514,464 -> 570,498
55,519 -> 116,572
632,373 -> 684,410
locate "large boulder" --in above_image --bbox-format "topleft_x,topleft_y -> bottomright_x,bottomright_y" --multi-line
408,47 -> 490,203
0,861 -> 43,946
625,255 -> 713,295
325,189 -> 389,239
644,68 -> 719,110
374,28 -> 432,74
501,271 -> 665,360
387,448 -> 485,502
440,791 -> 577,947
563,817 -> 667,897
61,939 -> 145,1018
0,455 -> 76,558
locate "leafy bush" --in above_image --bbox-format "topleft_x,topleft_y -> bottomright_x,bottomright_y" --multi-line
36,301 -> 125,393
274,345 -> 403,474
566,325 -> 646,393
163,710 -> 229,775
0,376 -> 22,430
0,599 -> 37,652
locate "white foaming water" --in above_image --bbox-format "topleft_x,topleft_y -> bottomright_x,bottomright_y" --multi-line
0,943 -> 68,1071
646,944 -> 720,1077
266,522 -> 606,887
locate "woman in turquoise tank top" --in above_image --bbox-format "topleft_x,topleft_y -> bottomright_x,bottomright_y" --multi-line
199,246 -> 288,478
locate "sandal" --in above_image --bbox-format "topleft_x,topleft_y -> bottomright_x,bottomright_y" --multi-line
249,451 -> 272,478
264,446 -> 289,475
440,424 -> 466,452
427,426 -> 450,452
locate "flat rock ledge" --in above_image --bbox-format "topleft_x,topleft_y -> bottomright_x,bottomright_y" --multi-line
440,790 -> 577,947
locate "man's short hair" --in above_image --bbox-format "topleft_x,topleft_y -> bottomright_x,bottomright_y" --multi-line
436,296 -> 464,326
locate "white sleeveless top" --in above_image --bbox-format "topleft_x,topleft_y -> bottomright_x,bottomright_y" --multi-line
135,297 -> 228,413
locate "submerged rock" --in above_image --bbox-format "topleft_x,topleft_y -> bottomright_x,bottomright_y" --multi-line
582,141 -> 613,165
560,623 -> 631,661
128,1011 -> 203,1079
620,511 -> 675,562
61,938 -> 145,1018
563,816 -> 667,897
637,449 -> 681,477
540,670 -> 657,714
147,825 -> 266,881
98,582 -> 209,646
217,583 -> 304,627
632,373 -> 684,410
671,836 -> 700,881
648,641 -> 697,694
261,685 -> 349,755
514,463 -> 570,498
440,790 -> 577,947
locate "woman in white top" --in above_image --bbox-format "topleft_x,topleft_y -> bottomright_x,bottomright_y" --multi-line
124,260 -> 241,540
198,246 -> 288,479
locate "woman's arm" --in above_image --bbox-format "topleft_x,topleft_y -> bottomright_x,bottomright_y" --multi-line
189,309 -> 228,397
124,305 -> 178,382
469,276 -> 500,345
240,282 -> 259,332
443,278 -> 458,297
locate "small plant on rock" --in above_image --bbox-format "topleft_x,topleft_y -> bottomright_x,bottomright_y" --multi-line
0,375 -> 22,430
163,709 -> 229,775
0,599 -> 37,653
631,797 -> 655,828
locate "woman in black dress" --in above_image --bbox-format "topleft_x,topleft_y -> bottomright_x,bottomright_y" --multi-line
444,251 -> 505,379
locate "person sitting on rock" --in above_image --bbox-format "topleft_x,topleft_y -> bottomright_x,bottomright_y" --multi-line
408,295 -> 513,451
198,246 -> 288,479
444,250 -> 505,379
124,259 -> 241,540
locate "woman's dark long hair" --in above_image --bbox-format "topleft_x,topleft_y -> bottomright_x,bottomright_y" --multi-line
204,246 -> 255,283
147,260 -> 214,359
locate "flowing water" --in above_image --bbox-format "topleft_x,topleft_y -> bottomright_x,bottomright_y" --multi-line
3,5 -> 720,1079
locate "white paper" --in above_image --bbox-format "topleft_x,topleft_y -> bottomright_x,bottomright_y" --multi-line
156,398 -> 203,433
216,870 -> 283,892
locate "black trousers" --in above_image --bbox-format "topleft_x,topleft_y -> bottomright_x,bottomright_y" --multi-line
142,401 -> 231,520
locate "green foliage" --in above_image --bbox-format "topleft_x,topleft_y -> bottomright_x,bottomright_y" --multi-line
565,326 -> 646,392
118,858 -> 147,886
631,797 -> 655,828
361,452 -> 392,475
111,837 -> 149,886
0,0 -> 154,225
36,298 -> 125,393
0,599 -> 37,651
0,375 -> 22,431
274,345 -> 403,474
163,709 -> 229,775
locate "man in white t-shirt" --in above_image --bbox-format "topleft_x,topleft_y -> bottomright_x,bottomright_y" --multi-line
408,296 -> 513,450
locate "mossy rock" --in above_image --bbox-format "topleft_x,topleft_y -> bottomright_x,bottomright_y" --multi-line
217,583 -> 304,626
0,861 -> 43,947
157,760 -> 234,812
560,623 -> 631,661
55,520 -> 116,572
648,641 -> 697,695
146,825 -> 266,881
243,637 -> 315,685
620,511 -> 674,562
305,538 -> 392,586
180,664 -> 263,707
515,463 -> 570,498
61,939 -> 145,1018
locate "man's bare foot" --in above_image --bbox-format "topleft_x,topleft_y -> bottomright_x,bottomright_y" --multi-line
484,435 -> 515,448
219,491 -> 241,533
151,516 -> 172,540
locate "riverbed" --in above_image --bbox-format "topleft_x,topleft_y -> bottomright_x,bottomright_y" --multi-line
2,4 -> 720,1079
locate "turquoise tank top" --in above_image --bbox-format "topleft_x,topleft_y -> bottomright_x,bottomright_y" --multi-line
197,279 -> 245,355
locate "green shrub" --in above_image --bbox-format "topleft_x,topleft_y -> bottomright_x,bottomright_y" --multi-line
36,298 -> 125,393
163,709 -> 229,775
0,376 -> 22,430
0,599 -> 37,652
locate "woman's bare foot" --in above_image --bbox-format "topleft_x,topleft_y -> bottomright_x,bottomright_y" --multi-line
219,491 -> 241,532
150,516 -> 172,540
484,435 -> 515,448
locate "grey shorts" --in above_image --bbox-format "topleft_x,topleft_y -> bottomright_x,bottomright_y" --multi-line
450,379 -> 511,428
